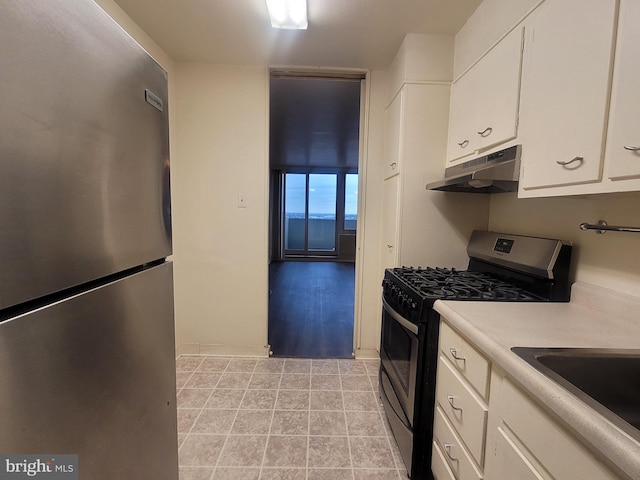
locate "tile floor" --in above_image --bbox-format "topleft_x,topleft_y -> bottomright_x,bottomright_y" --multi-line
176,356 -> 407,480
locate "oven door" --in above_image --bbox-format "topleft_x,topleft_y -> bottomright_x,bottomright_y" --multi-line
380,295 -> 419,425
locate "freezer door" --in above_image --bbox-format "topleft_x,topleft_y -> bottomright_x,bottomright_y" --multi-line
0,262 -> 178,480
0,0 -> 171,310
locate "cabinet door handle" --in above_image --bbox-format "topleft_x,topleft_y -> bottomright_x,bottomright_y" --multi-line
457,139 -> 469,148
449,348 -> 465,362
387,244 -> 394,251
390,162 -> 397,169
447,395 -> 463,412
623,145 -> 640,152
477,127 -> 493,137
556,156 -> 584,166
444,443 -> 459,463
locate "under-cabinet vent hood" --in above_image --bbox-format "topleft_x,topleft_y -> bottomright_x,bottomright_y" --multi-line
426,145 -> 521,193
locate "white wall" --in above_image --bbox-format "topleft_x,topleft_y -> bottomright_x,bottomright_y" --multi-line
171,63 -> 270,356
458,0 -> 640,297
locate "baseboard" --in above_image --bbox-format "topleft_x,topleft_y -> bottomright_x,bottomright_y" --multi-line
176,343 -> 270,358
354,348 -> 380,360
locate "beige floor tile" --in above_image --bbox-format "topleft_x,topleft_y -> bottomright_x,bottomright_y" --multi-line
176,356 -> 204,372
283,358 -> 312,373
179,434 -> 226,466
345,411 -> 386,437
308,468 -> 354,480
184,372 -> 222,389
240,389 -> 277,409
212,467 -> 260,480
259,468 -> 306,480
178,466 -> 214,480
254,358 -> 285,373
217,435 -> 267,467
227,358 -> 258,372
353,469 -> 401,480
309,390 -> 343,411
310,374 -> 341,391
176,371 -> 193,390
177,389 -> 213,409
349,437 -> 396,469
263,436 -> 308,467
309,411 -> 347,436
205,389 -> 245,409
270,410 -> 309,435
338,360 -> 367,375
217,372 -> 252,389
232,410 -> 273,434
279,373 -> 311,390
275,390 -> 310,410
340,375 -> 373,391
177,409 -> 201,433
311,359 -> 339,374
197,357 -> 230,373
191,409 -> 237,434
248,373 -> 281,390
342,391 -> 380,411
307,436 -> 351,468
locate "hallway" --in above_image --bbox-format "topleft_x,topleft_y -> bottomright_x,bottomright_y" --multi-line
268,261 -> 355,358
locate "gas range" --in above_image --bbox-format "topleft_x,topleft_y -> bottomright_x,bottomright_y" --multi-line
379,231 -> 573,480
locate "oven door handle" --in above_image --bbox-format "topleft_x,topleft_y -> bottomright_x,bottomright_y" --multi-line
382,296 -> 419,335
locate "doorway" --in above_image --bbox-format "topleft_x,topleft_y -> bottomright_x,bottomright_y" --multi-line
268,71 -> 364,358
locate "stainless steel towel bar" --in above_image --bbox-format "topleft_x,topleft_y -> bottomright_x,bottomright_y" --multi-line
579,220 -> 640,234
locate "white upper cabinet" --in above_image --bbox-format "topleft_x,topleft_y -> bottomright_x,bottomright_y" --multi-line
605,0 -> 640,181
447,27 -> 524,164
518,0 -> 618,191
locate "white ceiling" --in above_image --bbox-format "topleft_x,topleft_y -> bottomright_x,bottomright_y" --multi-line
113,0 -> 483,69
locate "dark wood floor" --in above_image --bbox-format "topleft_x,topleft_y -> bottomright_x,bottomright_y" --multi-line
268,261 -> 355,358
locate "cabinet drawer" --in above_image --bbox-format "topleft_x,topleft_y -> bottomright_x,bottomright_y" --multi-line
500,379 -> 618,480
440,322 -> 490,400
437,355 -> 488,466
432,440 -> 457,480
434,406 -> 483,480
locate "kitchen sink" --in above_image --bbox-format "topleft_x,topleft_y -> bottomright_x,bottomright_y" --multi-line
511,347 -> 640,442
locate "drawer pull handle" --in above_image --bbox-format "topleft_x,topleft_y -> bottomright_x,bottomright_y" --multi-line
447,395 -> 463,412
623,145 -> 640,152
457,139 -> 469,148
556,156 -> 584,166
477,126 -> 493,137
449,348 -> 465,361
444,443 -> 459,463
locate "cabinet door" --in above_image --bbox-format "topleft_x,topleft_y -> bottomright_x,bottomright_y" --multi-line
493,427 -> 547,480
383,88 -> 403,179
448,69 -> 479,162
519,0 -> 617,190
382,176 -> 400,268
447,27 -> 524,164
605,0 -> 640,181
473,26 -> 524,152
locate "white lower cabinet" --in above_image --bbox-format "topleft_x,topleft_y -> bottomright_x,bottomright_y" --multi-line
486,376 -> 621,480
433,321 -> 489,479
434,317 -> 625,480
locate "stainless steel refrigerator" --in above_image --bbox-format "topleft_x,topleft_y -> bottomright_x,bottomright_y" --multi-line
0,1 -> 178,478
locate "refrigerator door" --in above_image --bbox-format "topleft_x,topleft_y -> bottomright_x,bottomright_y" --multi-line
0,262 -> 177,480
0,0 -> 171,310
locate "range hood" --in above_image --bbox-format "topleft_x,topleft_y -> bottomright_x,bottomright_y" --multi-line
426,145 -> 521,193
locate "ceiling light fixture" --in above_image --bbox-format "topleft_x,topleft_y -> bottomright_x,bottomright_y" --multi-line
266,0 -> 308,30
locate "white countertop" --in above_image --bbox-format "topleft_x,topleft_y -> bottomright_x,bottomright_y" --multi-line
434,281 -> 640,480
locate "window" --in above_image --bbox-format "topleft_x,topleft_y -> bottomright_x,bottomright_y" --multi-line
344,173 -> 358,230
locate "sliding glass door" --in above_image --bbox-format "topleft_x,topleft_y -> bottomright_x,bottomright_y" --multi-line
284,173 -> 337,255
